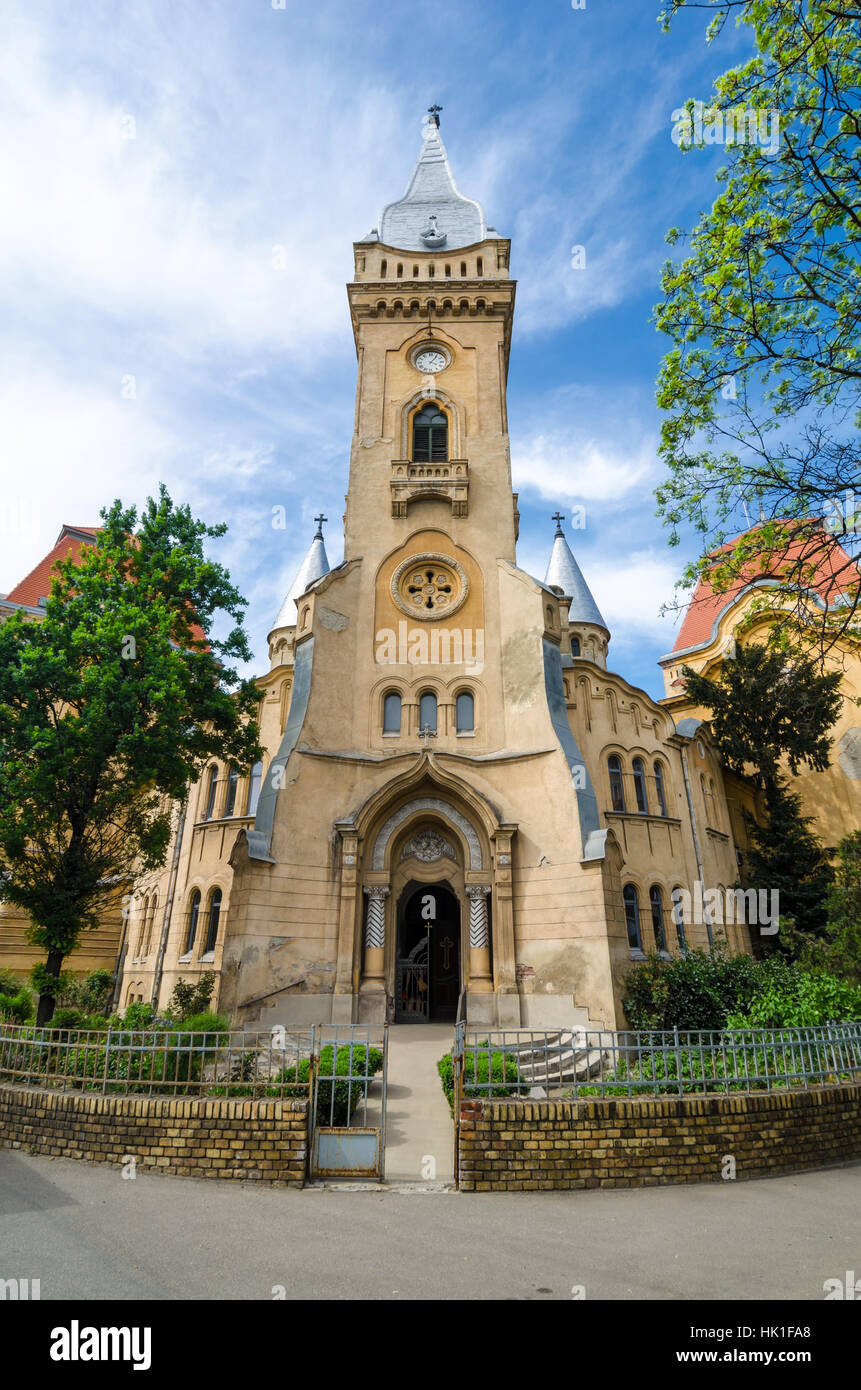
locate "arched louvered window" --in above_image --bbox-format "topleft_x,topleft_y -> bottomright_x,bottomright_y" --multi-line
185,890 -> 201,955
608,755 -> 625,812
456,691 -> 474,733
419,691 -> 438,733
383,692 -> 402,734
654,761 -> 668,817
649,885 -> 668,952
202,764 -> 218,820
632,757 -> 648,813
246,761 -> 263,816
204,888 -> 222,955
224,765 -> 239,817
623,884 -> 642,952
412,403 -> 448,463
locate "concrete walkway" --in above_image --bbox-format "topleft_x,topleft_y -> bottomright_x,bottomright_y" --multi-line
372,1023 -> 455,1184
3,1148 -> 860,1300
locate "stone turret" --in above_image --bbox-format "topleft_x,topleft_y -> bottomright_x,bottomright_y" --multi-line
267,514 -> 330,667
544,513 -> 609,669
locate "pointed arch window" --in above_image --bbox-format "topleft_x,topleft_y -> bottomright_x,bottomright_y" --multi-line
383,692 -> 402,734
654,761 -> 668,817
632,757 -> 648,813
419,691 -> 438,733
144,894 -> 158,957
608,755 -> 625,812
649,885 -> 668,952
185,890 -> 201,955
224,765 -> 239,817
202,764 -> 218,821
204,888 -> 222,955
412,403 -> 448,463
623,884 -> 642,953
137,895 -> 149,956
671,887 -> 688,951
246,761 -> 263,816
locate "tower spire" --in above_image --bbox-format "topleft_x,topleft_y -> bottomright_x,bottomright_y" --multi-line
376,113 -> 486,252
544,513 -> 607,632
269,514 -> 331,635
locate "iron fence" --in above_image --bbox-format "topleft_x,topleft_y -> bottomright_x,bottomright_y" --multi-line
452,1021 -> 861,1100
0,1022 -> 315,1099
312,1024 -> 387,1129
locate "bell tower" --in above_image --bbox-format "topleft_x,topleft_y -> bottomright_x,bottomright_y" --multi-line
344,110 -> 518,570
220,109 -> 630,1037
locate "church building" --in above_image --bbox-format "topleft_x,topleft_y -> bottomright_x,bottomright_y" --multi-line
174,113 -> 742,1031
2,116 -> 760,1026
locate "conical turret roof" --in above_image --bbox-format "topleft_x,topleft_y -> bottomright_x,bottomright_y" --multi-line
544,515 -> 608,631
269,516 -> 330,634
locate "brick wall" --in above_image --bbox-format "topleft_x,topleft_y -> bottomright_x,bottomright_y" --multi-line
458,1084 -> 861,1191
0,1085 -> 308,1185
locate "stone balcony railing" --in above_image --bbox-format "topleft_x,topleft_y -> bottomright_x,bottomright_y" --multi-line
390,459 -> 469,517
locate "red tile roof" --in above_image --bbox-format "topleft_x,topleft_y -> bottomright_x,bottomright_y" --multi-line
5,526 -> 98,607
669,524 -> 858,656
5,524 -> 207,647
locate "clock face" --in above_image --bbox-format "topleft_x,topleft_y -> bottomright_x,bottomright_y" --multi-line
414,349 -> 448,374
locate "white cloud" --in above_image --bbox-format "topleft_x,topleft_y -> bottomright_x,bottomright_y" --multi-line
512,432 -> 654,506
589,549 -> 685,647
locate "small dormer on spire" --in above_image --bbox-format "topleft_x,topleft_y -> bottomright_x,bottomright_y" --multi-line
269,514 -> 331,642
544,513 -> 610,668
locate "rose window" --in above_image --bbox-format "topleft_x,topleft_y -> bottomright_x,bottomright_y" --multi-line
391,552 -> 469,621
406,567 -> 454,611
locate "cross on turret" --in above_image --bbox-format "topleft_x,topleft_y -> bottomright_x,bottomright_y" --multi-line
314,514 -> 327,539
427,104 -> 443,128
552,512 -> 565,536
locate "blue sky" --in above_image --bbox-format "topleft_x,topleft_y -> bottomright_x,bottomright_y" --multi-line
0,0 -> 755,700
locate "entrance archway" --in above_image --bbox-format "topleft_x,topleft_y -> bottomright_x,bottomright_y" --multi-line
395,882 -> 460,1024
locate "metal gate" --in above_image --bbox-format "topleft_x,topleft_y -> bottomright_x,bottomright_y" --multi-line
309,1023 -> 388,1181
395,945 -> 429,1022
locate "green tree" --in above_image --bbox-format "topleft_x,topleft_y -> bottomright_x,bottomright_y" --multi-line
743,783 -> 834,939
682,642 -> 839,939
682,642 -> 842,788
822,829 -> 861,980
656,0 -> 861,660
789,829 -> 861,979
0,487 -> 261,1023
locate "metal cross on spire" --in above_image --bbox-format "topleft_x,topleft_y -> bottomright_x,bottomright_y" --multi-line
552,512 -> 565,536
427,103 -> 443,128
313,514 -> 327,539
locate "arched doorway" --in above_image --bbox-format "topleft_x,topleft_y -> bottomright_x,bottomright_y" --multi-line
395,882 -> 460,1023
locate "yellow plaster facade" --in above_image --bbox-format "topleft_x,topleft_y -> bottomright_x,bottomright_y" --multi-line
11,120 -> 822,1024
